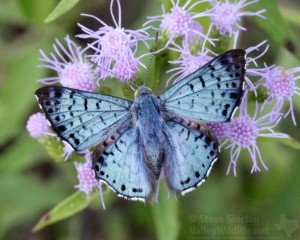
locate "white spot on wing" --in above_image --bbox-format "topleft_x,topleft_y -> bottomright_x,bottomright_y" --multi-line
99,180 -> 146,202
38,103 -> 43,110
46,119 -> 52,127
62,140 -> 76,151
180,156 -> 218,196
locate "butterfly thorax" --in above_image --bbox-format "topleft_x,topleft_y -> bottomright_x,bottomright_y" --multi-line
132,87 -> 165,179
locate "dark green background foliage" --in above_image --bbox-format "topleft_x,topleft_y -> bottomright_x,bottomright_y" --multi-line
0,0 -> 300,239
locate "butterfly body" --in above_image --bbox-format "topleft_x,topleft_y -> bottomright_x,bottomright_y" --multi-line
132,87 -> 166,178
35,49 -> 246,201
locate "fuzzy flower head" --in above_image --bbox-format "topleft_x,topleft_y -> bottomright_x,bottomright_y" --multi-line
209,0 -> 266,36
224,100 -> 288,176
256,65 -> 300,125
240,39 -> 269,92
160,3 -> 202,38
77,0 -> 149,82
39,35 -> 97,92
74,152 -> 100,197
26,113 -> 50,138
145,0 -> 216,47
166,42 -> 214,85
113,56 -> 138,81
207,122 -> 227,140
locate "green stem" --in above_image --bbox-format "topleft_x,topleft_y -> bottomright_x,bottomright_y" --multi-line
151,183 -> 179,240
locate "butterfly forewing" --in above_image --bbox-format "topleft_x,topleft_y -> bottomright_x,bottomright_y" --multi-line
163,121 -> 218,194
35,86 -> 132,151
160,49 -> 245,122
94,128 -> 155,201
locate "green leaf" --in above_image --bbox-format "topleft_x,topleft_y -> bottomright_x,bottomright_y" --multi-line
257,135 -> 300,150
39,136 -> 85,163
40,136 -> 66,163
248,0 -> 300,59
18,0 -> 56,24
274,136 -> 300,150
0,173 -> 67,238
45,0 -> 80,23
0,34 -> 49,146
0,132 -> 43,173
281,6 -> 300,27
0,1 -> 24,23
99,86 -> 113,96
151,183 -> 179,240
33,190 -> 98,232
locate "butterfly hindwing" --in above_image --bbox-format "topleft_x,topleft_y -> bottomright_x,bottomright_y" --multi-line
159,49 -> 245,122
163,121 -> 218,195
35,86 -> 132,151
93,128 -> 155,201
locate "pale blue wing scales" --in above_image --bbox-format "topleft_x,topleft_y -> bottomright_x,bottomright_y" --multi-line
94,128 -> 154,201
35,86 -> 132,151
160,49 -> 245,122
163,121 -> 218,195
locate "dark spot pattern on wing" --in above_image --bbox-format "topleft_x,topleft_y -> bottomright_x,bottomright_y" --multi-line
164,121 -> 219,196
35,86 -> 132,151
93,128 -> 154,201
160,49 -> 246,123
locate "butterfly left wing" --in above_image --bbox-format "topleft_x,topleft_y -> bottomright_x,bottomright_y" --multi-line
159,49 -> 245,122
35,86 -> 132,151
93,128 -> 155,201
163,120 -> 218,195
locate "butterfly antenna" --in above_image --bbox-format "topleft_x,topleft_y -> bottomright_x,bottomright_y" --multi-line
144,32 -> 159,87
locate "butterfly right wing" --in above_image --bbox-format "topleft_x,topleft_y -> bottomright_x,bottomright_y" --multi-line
93,127 -> 155,201
159,49 -> 245,122
35,86 -> 132,151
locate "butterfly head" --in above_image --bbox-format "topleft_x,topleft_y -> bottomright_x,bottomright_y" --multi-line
135,86 -> 153,98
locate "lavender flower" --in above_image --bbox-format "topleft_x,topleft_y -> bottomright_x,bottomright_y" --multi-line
39,35 -> 97,92
74,152 -> 100,196
112,52 -> 138,81
77,0 -> 149,82
166,42 -> 214,85
26,113 -> 51,138
206,122 -> 227,141
243,39 -> 269,92
209,0 -> 266,36
224,100 -> 288,176
255,65 -> 300,125
74,162 -> 98,197
74,152 -> 106,208
144,0 -> 216,46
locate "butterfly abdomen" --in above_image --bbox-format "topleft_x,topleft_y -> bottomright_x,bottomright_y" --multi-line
133,92 -> 165,179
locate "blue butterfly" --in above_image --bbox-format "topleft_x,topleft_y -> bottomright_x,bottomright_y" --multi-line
35,49 -> 245,201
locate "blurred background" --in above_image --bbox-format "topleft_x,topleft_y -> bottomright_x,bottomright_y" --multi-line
0,0 -> 300,239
